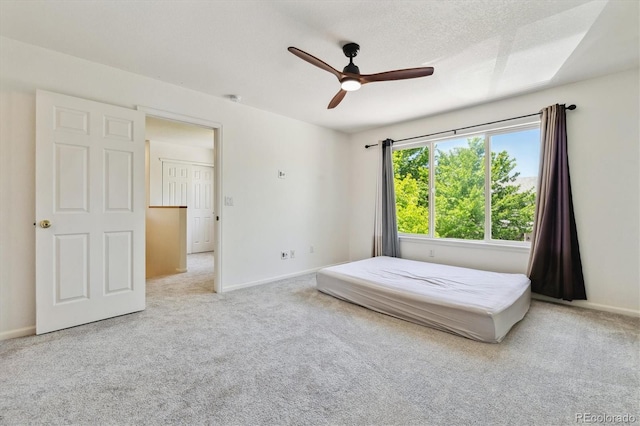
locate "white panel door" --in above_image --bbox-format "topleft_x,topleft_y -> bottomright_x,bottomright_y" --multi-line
162,161 -> 191,252
35,90 -> 145,334
162,162 -> 190,206
191,165 -> 215,253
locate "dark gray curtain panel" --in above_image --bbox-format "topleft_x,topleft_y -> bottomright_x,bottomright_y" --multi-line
527,104 -> 586,300
381,139 -> 400,257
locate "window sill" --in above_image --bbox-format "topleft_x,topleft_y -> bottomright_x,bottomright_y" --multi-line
399,234 -> 531,253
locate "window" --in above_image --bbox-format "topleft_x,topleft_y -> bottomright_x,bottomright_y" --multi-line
392,124 -> 540,243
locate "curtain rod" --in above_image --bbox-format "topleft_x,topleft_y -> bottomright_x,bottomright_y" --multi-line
364,104 -> 576,148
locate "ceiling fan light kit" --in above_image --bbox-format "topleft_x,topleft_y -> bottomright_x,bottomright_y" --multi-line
288,42 -> 434,109
341,79 -> 361,91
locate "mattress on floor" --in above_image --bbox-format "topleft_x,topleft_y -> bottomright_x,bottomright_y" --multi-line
316,256 -> 531,343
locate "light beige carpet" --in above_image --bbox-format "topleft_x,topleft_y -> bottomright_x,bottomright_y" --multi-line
1,253 -> 638,425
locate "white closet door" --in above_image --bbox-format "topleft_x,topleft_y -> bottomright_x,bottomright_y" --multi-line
35,90 -> 146,334
162,161 -> 192,252
191,165 -> 215,253
162,161 -> 190,206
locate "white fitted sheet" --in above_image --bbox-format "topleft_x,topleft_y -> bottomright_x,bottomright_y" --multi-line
316,256 -> 531,343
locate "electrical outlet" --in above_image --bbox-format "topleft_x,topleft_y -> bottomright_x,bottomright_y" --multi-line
290,249 -> 295,259
429,249 -> 435,257
309,245 -> 314,254
278,170 -> 286,179
281,251 -> 289,260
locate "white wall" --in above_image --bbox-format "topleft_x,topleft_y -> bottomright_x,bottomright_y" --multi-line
348,68 -> 640,316
0,37 -> 350,339
148,140 -> 214,206
1,36 -> 637,341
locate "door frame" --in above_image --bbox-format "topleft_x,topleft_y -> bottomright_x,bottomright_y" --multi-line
138,106 -> 223,293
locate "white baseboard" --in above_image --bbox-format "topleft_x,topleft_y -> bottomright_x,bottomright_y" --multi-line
222,262 -> 348,293
532,294 -> 639,317
0,326 -> 36,341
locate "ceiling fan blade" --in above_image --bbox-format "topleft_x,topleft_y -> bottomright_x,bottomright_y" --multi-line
288,47 -> 343,80
360,67 -> 434,84
328,89 -> 347,109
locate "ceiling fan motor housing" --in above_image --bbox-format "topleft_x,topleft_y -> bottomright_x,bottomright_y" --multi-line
342,43 -> 361,74
343,63 -> 360,74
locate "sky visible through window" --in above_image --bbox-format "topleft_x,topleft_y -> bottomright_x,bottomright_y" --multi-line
491,129 -> 540,177
435,128 -> 540,177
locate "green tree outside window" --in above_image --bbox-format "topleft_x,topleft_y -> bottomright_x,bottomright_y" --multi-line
393,134 -> 536,242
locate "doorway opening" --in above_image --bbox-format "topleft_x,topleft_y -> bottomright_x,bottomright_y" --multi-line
140,108 -> 222,293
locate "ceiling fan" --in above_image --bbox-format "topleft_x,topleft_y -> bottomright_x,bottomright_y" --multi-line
288,42 -> 434,109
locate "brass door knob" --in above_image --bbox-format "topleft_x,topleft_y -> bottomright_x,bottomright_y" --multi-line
39,220 -> 52,229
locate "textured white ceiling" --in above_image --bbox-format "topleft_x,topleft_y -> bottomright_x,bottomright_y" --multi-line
0,0 -> 638,133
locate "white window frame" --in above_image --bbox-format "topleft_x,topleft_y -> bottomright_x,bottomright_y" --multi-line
392,120 -> 540,249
